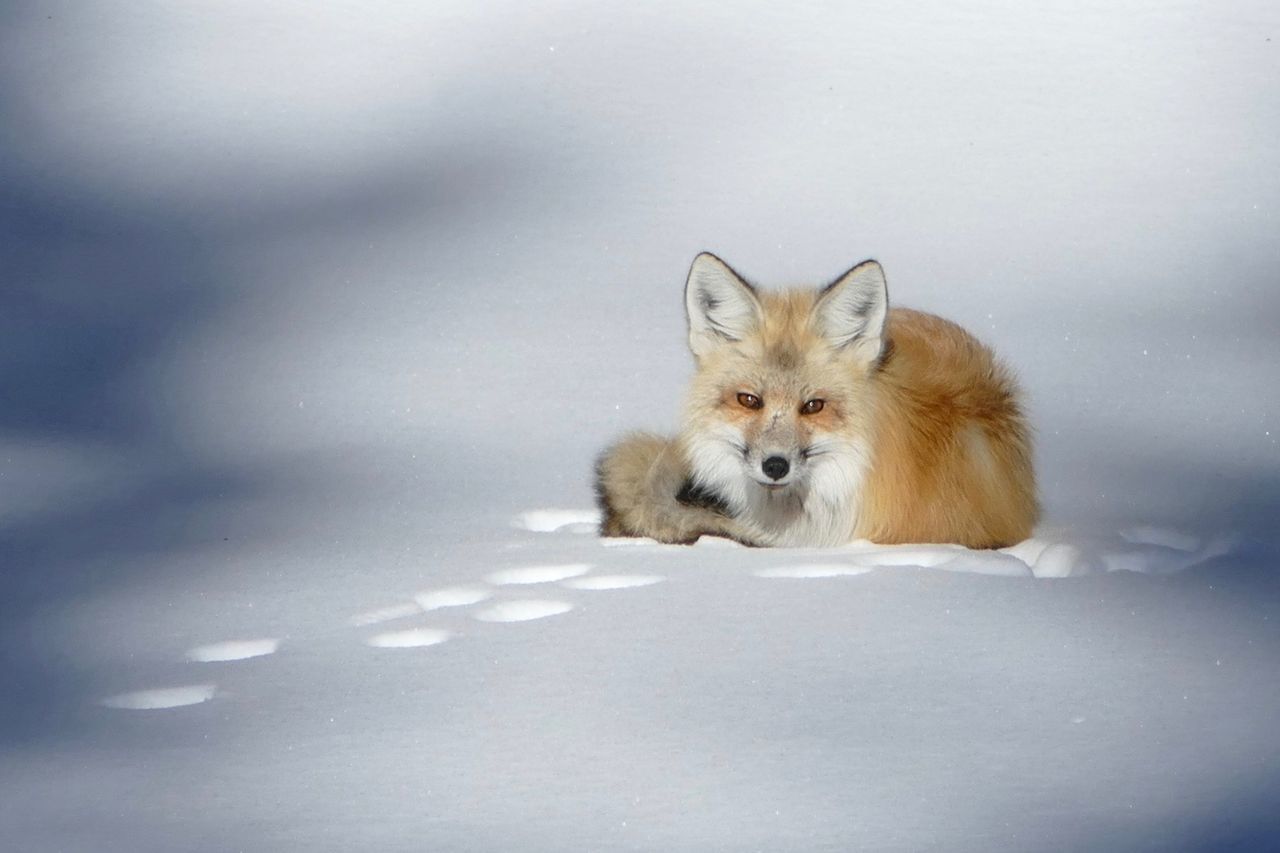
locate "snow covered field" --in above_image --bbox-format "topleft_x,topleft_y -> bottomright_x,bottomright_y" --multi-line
2,1 -> 1278,850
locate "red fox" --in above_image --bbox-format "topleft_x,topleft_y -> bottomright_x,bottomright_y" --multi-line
595,253 -> 1038,549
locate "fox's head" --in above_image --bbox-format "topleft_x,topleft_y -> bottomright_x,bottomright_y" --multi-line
678,253 -> 888,540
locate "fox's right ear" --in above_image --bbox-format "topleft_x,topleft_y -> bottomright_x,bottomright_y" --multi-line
685,253 -> 762,359
813,259 -> 888,365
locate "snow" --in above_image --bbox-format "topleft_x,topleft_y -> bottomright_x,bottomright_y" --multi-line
563,573 -> 666,590
473,598 -> 577,623
99,685 -> 218,711
2,0 -> 1279,850
485,563 -> 594,585
755,563 -> 876,579
514,509 -> 603,533
365,627 -> 453,650
184,638 -> 280,663
412,585 -> 494,611
347,601 -> 422,627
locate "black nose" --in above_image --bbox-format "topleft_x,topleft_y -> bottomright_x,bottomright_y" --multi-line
762,456 -> 790,481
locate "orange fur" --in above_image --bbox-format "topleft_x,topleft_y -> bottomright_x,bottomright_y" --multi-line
856,309 -> 1038,548
596,255 -> 1038,549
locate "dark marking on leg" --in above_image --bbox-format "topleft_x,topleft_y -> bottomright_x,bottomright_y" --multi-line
676,479 -> 732,516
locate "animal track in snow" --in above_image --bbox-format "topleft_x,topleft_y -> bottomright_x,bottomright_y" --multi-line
755,564 -> 874,579
828,542 -> 1051,578
562,574 -> 665,590
474,600 -> 574,623
1100,535 -> 1237,576
366,627 -> 453,648
349,602 -> 421,627
1119,526 -> 1200,552
351,587 -> 492,628
486,564 -> 592,585
185,639 -> 280,662
753,544 -> 1043,579
101,684 -> 217,710
513,509 -> 600,533
414,586 -> 492,610
1010,529 -> 1236,578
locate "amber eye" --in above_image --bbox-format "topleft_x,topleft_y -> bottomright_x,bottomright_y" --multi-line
737,392 -> 763,410
800,399 -> 825,415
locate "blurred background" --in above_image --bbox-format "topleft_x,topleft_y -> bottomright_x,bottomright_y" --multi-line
5,1 -> 1276,548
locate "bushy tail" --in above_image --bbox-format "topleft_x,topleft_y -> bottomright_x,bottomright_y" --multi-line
594,432 -> 736,544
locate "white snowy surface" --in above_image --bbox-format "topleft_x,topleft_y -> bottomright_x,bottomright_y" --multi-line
563,573 -> 666,590
365,627 -> 453,650
184,638 -> 280,663
2,1 -> 1279,850
412,585 -> 494,611
473,597 -> 577,623
99,685 -> 218,711
485,563 -> 594,585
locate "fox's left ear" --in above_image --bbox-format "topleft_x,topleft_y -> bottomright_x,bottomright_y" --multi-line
813,260 -> 888,364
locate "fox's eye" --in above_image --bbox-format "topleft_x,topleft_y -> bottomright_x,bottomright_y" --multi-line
737,392 -> 763,410
800,399 -> 825,415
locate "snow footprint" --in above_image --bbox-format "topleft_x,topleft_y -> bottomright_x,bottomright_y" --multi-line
757,546 -> 1033,579
356,560 -> 659,638
1017,527 -> 1238,578
350,586 -> 491,629
101,684 -> 217,710
360,587 -> 495,648
1101,535 -> 1237,576
486,564 -> 592,585
349,602 -> 421,627
101,639 -> 277,711
562,574 -> 665,590
366,627 -> 453,649
415,586 -> 492,610
474,600 -> 574,623
1119,526 -> 1201,552
185,638 -> 280,662
512,509 -> 600,534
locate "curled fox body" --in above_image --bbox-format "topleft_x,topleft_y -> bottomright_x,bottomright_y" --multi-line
595,253 -> 1038,549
